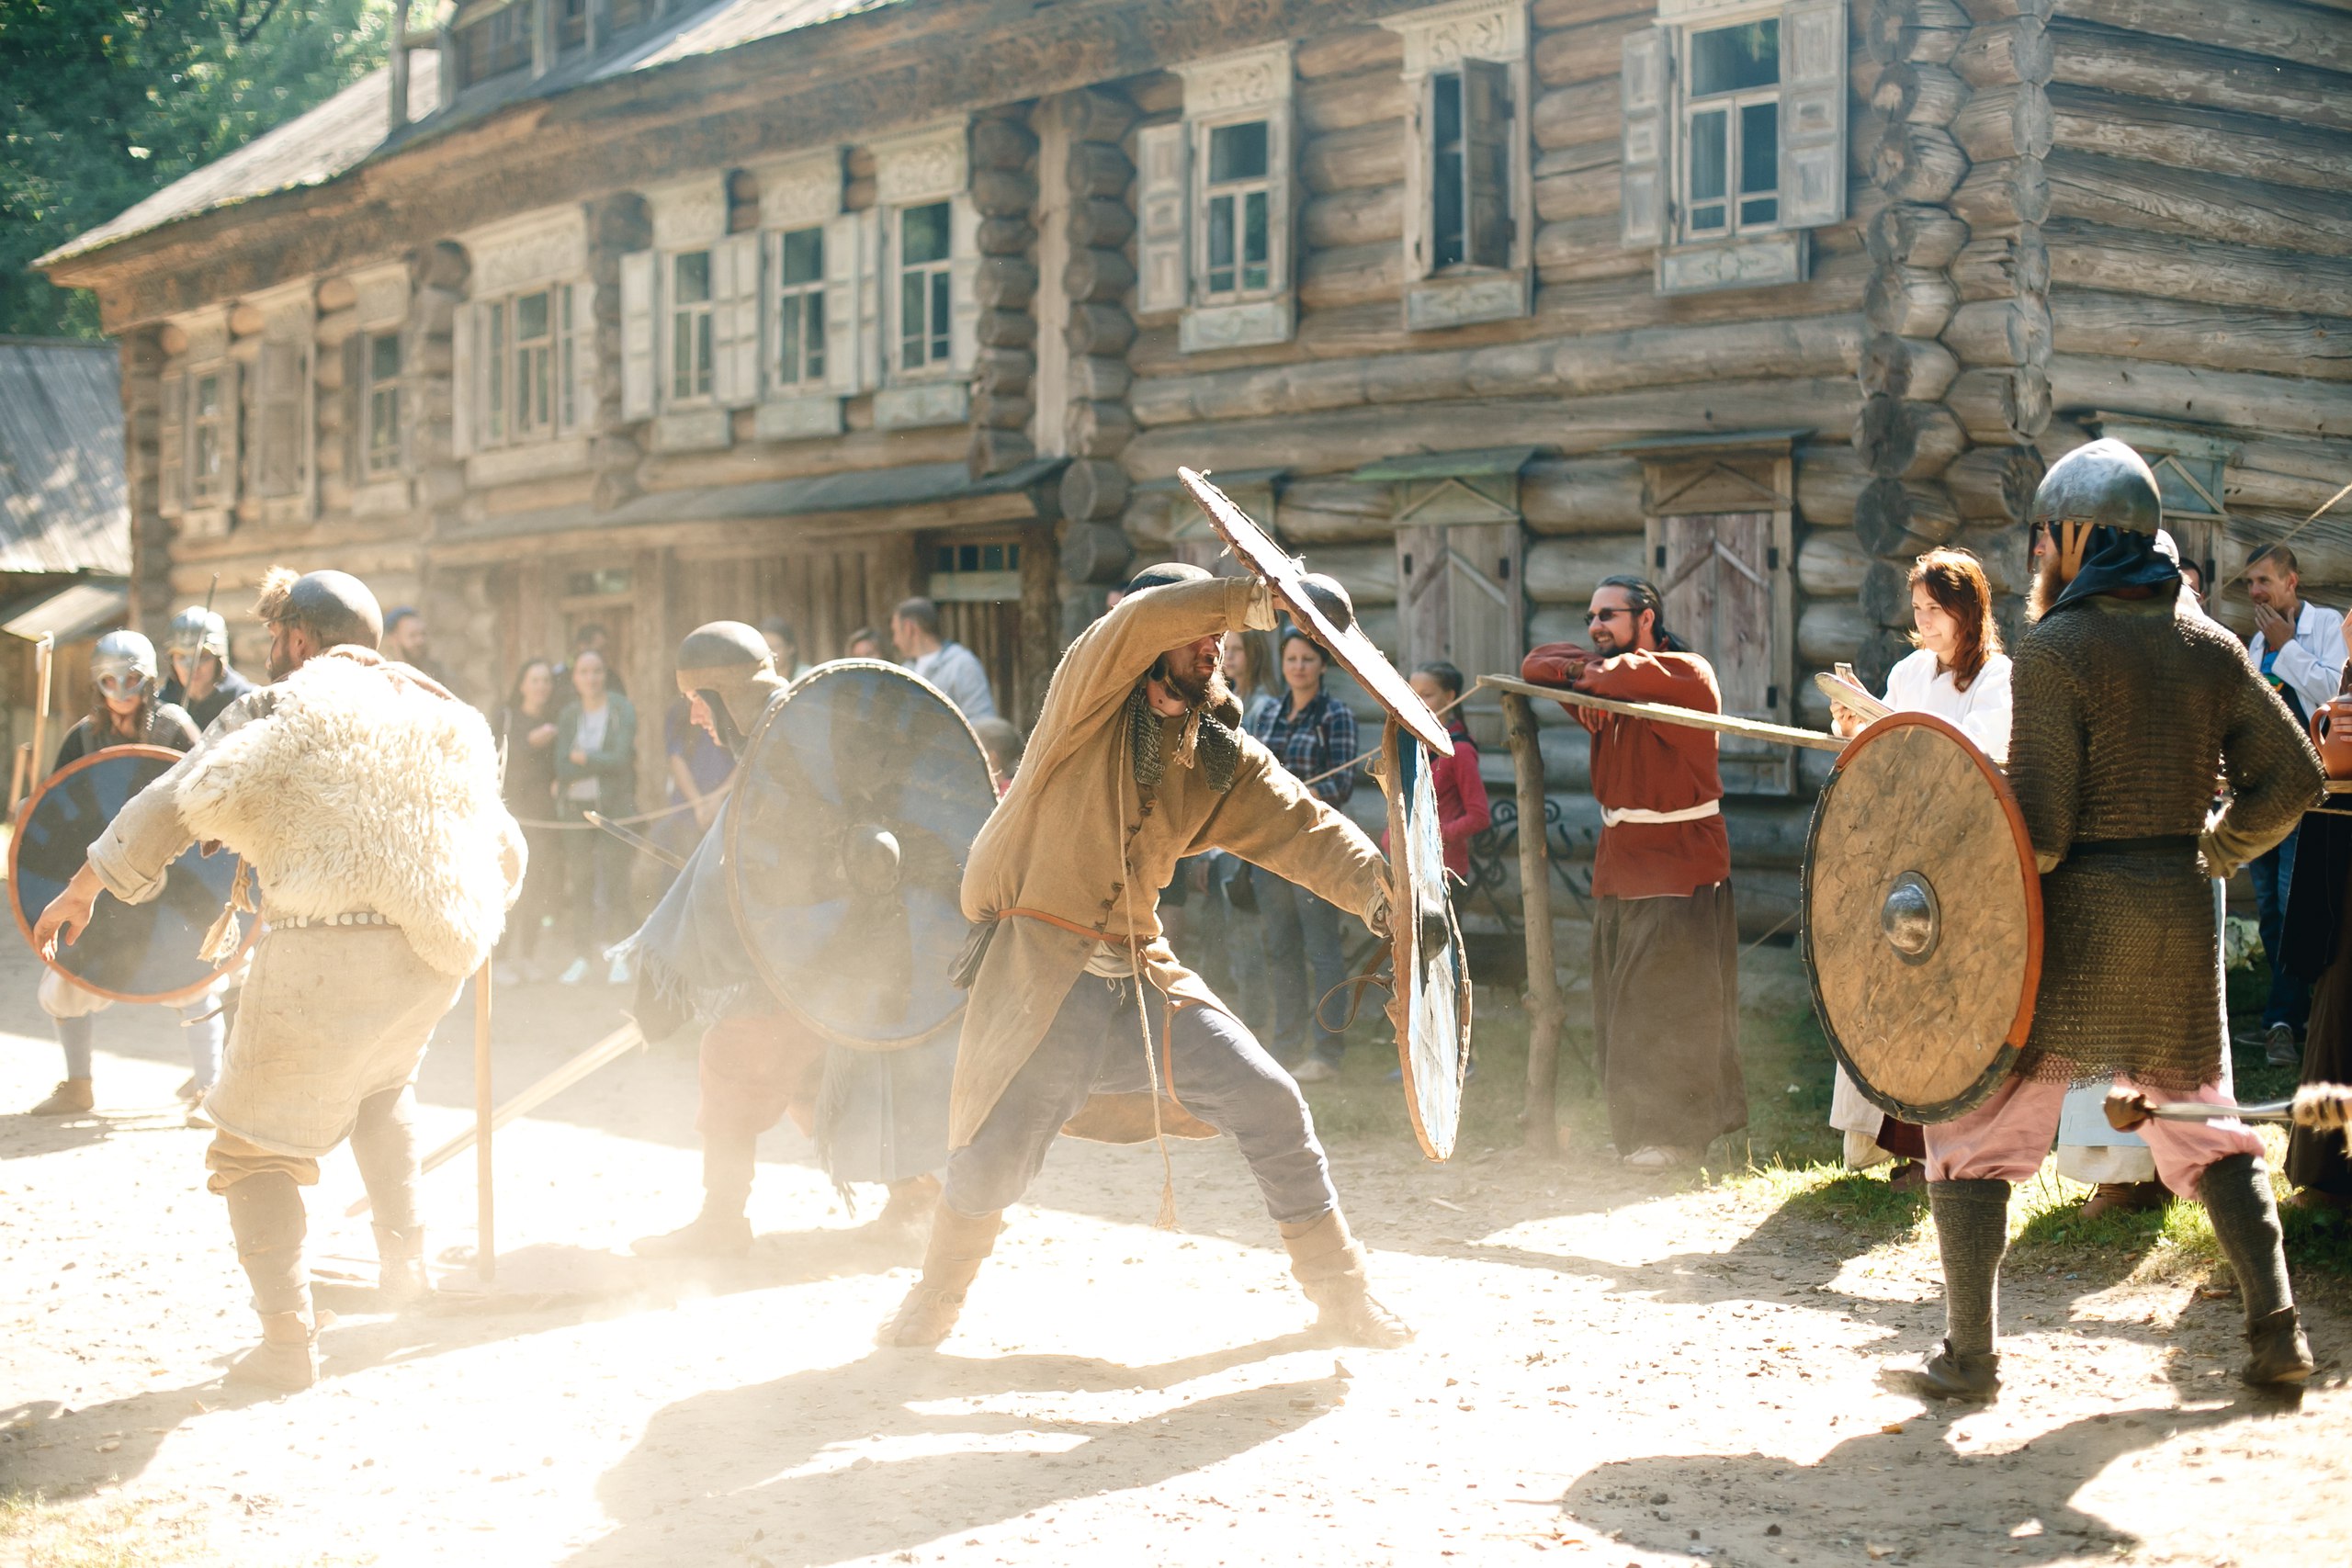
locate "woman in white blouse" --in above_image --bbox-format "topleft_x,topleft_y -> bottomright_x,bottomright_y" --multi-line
1828,548 -> 2013,1186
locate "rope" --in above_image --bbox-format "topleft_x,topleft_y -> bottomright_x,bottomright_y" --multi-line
2206,477 -> 2352,599
507,796 -> 701,832
1117,719 -> 1180,1231
1296,689 -> 1473,788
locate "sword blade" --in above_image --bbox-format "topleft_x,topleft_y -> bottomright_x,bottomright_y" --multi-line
586,809 -> 688,871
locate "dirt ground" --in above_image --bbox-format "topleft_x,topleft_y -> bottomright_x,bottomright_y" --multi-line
3,934 -> 2346,1568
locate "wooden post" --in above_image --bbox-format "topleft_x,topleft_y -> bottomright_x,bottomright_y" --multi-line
7,743 -> 28,818
1500,691 -> 1566,1157
474,961 -> 494,1282
28,634 -> 53,794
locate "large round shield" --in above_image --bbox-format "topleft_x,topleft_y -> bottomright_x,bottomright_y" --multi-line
1384,721 -> 1472,1160
725,661 -> 998,1051
9,744 -> 260,1005
1802,712 -> 2041,1122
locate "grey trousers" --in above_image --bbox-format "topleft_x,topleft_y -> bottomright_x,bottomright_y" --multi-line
944,975 -> 1339,1226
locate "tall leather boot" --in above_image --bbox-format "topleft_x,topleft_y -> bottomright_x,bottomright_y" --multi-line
876,1204 -> 1002,1348
350,1086 -> 430,1306
222,1171 -> 318,1392
1920,1179 -> 2009,1401
633,1127 -> 757,1258
1282,1210 -> 1413,1348
2199,1153 -> 2316,1387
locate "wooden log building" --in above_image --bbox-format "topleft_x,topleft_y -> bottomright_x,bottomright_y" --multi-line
34,0 -> 2352,946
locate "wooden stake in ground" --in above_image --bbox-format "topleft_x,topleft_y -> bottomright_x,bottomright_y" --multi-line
28,633 -> 53,799
475,961 -> 493,1282
1498,690 -> 1567,1158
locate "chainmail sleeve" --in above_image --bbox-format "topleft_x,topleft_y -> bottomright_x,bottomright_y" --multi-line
2204,651 -> 2326,878
2006,631 -> 2084,875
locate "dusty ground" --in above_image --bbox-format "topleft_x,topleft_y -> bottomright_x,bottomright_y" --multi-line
3,934 -> 2346,1568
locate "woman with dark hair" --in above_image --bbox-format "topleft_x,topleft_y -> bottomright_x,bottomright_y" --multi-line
554,649 -> 639,986
1827,547 -> 2013,1186
492,657 -> 562,984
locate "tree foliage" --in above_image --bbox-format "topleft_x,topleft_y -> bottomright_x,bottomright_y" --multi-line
0,0 -> 395,338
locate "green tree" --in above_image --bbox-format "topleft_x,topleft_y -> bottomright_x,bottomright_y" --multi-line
0,0 -> 395,338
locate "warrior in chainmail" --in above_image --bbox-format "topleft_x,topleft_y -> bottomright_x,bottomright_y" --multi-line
876,563 -> 1414,1351
1913,439 -> 2325,1400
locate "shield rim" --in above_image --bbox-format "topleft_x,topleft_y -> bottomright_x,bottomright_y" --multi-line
722,659 -> 995,1053
1801,710 -> 2043,1123
1384,720 -> 1473,1161
1176,467 -> 1454,757
8,742 -> 263,1006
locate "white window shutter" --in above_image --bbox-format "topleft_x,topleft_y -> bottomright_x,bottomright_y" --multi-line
620,249 -> 657,421
157,370 -> 187,518
450,304 -> 475,458
1779,0 -> 1849,229
715,232 -> 762,408
1620,28 -> 1670,249
1134,122 -> 1189,314
566,285 -> 598,436
822,213 -> 863,396
216,358 -> 242,504
1404,74 -> 1434,280
949,193 -> 980,373
854,209 -> 883,390
1266,103 -> 1295,300
1462,59 -> 1515,269
254,341 -> 304,499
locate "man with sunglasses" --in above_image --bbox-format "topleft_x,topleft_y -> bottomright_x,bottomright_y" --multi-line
1520,578 -> 1746,1173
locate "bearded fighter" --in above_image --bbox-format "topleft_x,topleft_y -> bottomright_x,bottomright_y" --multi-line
1913,440 -> 2324,1399
35,570 -> 524,1392
878,565 -> 1412,1349
616,622 -> 949,1258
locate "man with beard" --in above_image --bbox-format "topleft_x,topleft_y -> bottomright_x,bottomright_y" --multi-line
1520,576 -> 1746,1172
617,622 -> 949,1258
36,570 -> 524,1390
877,564 -> 1413,1349
1914,439 -> 2323,1399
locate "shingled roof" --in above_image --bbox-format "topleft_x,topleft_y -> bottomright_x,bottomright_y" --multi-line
0,339 -> 131,577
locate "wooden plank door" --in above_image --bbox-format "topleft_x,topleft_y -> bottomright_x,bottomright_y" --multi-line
1656,511 -> 1788,794
1397,520 -> 1523,749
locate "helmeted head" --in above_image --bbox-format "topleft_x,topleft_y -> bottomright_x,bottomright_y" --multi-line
2030,438 -> 2162,536
675,620 -> 786,752
91,629 -> 158,703
164,606 -> 229,662
253,567 -> 382,680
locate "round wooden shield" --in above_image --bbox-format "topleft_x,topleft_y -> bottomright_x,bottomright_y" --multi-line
1801,712 -> 2042,1123
725,660 -> 998,1052
1384,720 -> 1472,1160
8,744 -> 261,1005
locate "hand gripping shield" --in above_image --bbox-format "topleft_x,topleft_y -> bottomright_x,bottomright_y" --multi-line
1384,721 -> 1473,1160
1801,713 -> 2043,1122
9,745 -> 261,1004
1177,467 -> 1453,757
725,660 -> 999,1051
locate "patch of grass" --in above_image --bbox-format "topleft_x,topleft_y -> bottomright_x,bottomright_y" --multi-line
0,1492 -> 198,1568
1712,1158 -> 1928,1245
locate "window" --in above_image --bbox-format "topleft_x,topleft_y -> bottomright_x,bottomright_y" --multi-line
897,203 -> 952,372
670,251 -> 716,400
1202,121 -> 1272,299
558,0 -> 589,52
1385,6 -> 1531,330
1682,19 -> 1780,238
465,282 -> 587,450
190,371 -> 230,504
1424,60 -> 1514,275
365,333 -> 401,476
775,226 -> 827,388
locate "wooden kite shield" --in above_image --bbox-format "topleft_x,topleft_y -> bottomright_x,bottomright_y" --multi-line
8,744 -> 261,1005
1801,712 -> 2042,1123
1383,720 -> 1473,1160
724,660 -> 999,1051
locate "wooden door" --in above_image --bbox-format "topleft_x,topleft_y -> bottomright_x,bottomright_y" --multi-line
922,532 -> 1028,726
1655,511 -> 1788,794
1398,521 -> 1523,748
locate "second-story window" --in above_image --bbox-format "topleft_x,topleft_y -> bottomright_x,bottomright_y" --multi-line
190,370 -> 230,504
775,226 -> 826,388
1202,120 -> 1272,300
897,203 -> 952,373
670,250 -> 716,401
1682,18 -> 1781,239
513,288 -> 558,436
365,333 -> 402,475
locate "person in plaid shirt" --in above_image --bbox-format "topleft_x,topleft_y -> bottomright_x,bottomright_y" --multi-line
1250,626 -> 1360,1082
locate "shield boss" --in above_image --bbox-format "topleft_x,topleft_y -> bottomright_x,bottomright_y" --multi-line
1802,713 -> 2041,1123
1384,721 -> 1472,1160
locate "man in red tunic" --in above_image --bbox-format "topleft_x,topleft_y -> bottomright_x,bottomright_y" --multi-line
1522,575 -> 1747,1170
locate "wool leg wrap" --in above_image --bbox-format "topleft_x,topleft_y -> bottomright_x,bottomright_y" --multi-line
1280,1209 -> 1367,1298
702,1126 -> 760,1218
223,1170 -> 310,1322
1929,1179 -> 2011,1358
348,1086 -> 420,1235
2198,1153 -> 2295,1326
918,1205 -> 1003,1300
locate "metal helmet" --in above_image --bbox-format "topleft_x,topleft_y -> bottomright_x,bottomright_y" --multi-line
91,629 -> 159,694
2030,437 -> 2163,536
164,606 -> 230,661
674,620 -> 787,739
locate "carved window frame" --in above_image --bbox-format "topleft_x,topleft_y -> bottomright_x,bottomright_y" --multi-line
751,148 -> 861,442
1169,43 -> 1297,354
455,207 -> 593,479
870,120 -> 978,431
1385,1 -> 1533,333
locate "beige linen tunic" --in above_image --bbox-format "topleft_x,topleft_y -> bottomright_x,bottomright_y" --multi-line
87,689 -> 468,1156
954,576 -> 1390,1148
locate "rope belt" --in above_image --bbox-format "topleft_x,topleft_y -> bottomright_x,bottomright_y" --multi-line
1600,798 -> 1722,829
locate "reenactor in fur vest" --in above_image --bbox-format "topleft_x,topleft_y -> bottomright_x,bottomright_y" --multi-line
35,569 -> 526,1392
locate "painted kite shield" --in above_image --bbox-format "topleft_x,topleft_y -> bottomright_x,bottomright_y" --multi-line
1383,719 -> 1473,1160
1176,467 -> 1453,757
8,744 -> 261,1005
725,660 -> 998,1052
1801,712 -> 2042,1123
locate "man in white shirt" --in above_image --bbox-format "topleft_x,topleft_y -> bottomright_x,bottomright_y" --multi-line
2245,544 -> 2346,1066
891,596 -> 998,721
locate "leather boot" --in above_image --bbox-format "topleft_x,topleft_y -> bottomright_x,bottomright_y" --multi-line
2244,1307 -> 2317,1388
373,1224 -> 433,1308
222,1172 -> 317,1392
1282,1210 -> 1413,1348
876,1204 -> 1002,1348
2199,1153 -> 2312,1388
29,1078 -> 94,1116
1917,1338 -> 2002,1401
632,1127 -> 757,1258
1921,1179 -> 2010,1402
863,1173 -> 943,1249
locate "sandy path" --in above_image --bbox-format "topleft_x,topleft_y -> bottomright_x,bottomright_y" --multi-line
3,939 -> 2345,1568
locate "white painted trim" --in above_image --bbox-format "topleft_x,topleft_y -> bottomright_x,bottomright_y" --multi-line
458,206 -> 589,296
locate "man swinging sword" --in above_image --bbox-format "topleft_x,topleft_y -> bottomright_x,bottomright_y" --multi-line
878,564 -> 1414,1349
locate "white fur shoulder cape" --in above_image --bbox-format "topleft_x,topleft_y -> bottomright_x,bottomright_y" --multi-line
175,653 -> 524,976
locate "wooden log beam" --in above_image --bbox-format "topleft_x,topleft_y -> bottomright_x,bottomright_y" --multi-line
1522,534 -> 1647,604
1867,203 -> 1972,269
2047,20 -> 2352,138
1298,69 -> 1408,134
1872,62 -> 1971,125
1865,265 -> 1961,338
1304,183 -> 1404,248
1951,231 -> 2051,302
2044,149 -> 2352,257
1534,13 -> 1653,87
1301,122 -> 1406,194
2059,0 -> 2352,75
1869,0 -> 1973,65
1499,690 -> 1567,1159
1944,441 -> 2046,522
1953,16 -> 2051,88
1872,123 -> 1971,203
1945,297 -> 2053,367
1854,395 -> 1968,479
2046,84 -> 2352,195
1860,333 -> 1962,400
2046,353 -> 2352,438
2051,288 -> 2352,382
1796,527 -> 1871,596
1855,475 -> 1964,556
1521,456 -> 1647,536
1478,675 -> 1849,752
1949,365 -> 2053,442
1532,78 -> 1620,151
1951,84 -> 2053,163
1951,156 -> 2050,231
2043,220 -> 2352,320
